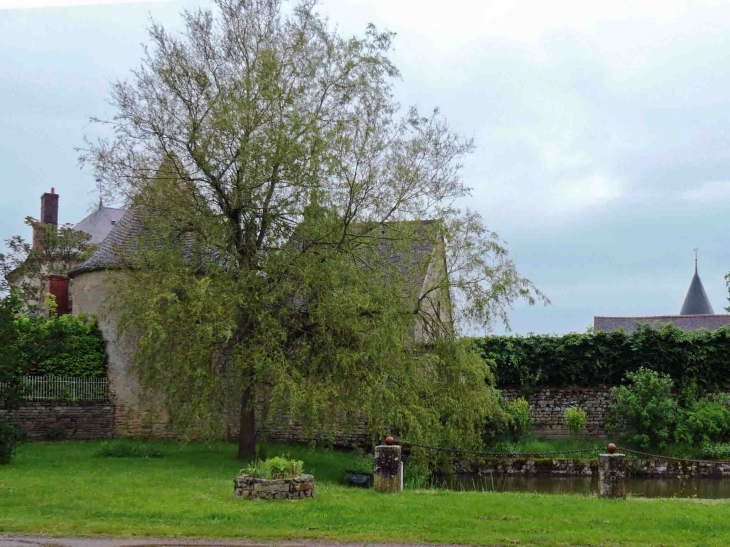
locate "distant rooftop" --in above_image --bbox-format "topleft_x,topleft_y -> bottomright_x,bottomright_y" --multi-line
74,207 -> 127,244
594,315 -> 730,333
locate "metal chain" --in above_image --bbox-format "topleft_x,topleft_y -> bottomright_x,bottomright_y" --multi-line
405,441 -> 603,459
617,447 -> 730,465
402,442 -> 730,465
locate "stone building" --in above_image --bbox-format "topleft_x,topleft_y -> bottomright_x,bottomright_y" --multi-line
594,258 -> 730,333
7,188 -> 124,315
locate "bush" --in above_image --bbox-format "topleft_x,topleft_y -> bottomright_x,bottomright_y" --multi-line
95,439 -> 166,458
504,397 -> 532,440
0,422 -> 28,465
13,313 -> 107,376
474,324 -> 730,391
675,396 -> 730,445
564,406 -> 588,436
700,441 -> 730,459
606,367 -> 678,449
242,456 -> 305,479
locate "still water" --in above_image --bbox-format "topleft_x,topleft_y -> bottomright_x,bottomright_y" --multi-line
434,475 -> 730,499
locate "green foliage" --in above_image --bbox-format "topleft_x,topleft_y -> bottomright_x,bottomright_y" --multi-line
701,441 -> 730,459
474,324 -> 730,391
606,367 -> 730,451
675,396 -> 730,445
0,422 -> 28,465
242,456 -> 304,479
606,368 -> 678,449
0,294 -> 25,412
344,448 -> 373,473
8,313 -> 107,377
504,397 -> 532,440
403,458 -> 432,489
1,217 -> 96,312
95,439 -> 166,459
564,406 -> 588,437
85,0 -> 546,457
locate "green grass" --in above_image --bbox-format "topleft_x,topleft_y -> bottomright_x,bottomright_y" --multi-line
2,441 -> 730,546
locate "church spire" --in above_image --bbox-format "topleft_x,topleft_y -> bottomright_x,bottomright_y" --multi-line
680,249 -> 714,315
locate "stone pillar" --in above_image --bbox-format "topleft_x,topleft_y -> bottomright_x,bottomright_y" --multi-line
598,453 -> 626,499
374,444 -> 403,492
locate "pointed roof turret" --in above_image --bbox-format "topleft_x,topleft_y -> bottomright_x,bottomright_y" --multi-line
679,251 -> 714,315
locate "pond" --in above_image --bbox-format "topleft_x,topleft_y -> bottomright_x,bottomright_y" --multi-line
433,474 -> 730,499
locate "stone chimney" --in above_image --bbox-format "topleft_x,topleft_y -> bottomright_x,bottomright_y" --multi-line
33,187 -> 59,249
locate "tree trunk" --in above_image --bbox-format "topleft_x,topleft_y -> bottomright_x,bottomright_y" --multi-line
238,384 -> 256,457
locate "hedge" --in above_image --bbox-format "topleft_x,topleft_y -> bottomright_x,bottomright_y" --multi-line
473,324 -> 730,392
2,296 -> 107,377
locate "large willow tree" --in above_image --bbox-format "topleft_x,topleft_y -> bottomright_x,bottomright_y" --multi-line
81,0 -> 547,456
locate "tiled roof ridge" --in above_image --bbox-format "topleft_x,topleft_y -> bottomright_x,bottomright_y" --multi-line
594,314 -> 730,319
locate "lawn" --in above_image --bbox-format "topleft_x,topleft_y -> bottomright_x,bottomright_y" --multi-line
2,441 -> 730,546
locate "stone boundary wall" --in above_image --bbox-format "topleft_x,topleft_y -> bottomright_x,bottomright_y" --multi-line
501,386 -> 614,439
453,457 -> 730,478
234,474 -> 315,500
0,401 -> 114,441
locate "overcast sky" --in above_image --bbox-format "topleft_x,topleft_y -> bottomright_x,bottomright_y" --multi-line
1,0 -> 729,335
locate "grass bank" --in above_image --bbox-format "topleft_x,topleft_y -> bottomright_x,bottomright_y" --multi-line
2,441 -> 730,546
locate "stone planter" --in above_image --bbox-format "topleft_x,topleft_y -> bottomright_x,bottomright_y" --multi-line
234,474 -> 315,500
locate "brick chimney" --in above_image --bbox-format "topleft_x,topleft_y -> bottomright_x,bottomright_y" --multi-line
41,187 -> 59,226
46,274 -> 70,316
33,187 -> 59,249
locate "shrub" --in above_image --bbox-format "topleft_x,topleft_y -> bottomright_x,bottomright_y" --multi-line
700,441 -> 730,459
675,396 -> 730,445
242,456 -> 304,479
14,313 -> 107,376
564,406 -> 588,436
0,422 -> 28,465
504,397 -> 532,440
606,367 -> 678,449
95,439 -> 166,458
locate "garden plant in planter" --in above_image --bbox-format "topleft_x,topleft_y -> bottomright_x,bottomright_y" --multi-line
234,456 -> 314,500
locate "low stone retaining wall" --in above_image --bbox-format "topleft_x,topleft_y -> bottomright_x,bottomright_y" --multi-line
234,474 -> 315,500
453,457 -> 730,478
0,401 -> 114,440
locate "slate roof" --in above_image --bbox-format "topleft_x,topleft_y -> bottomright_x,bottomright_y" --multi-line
71,212 -> 440,296
594,315 -> 730,333
68,208 -> 145,278
74,207 -> 127,244
679,263 -> 714,315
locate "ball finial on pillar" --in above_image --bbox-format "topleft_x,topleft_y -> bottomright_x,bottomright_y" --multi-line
385,436 -> 395,445
607,443 -> 616,454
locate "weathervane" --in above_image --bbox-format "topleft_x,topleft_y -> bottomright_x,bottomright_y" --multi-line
694,247 -> 699,272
